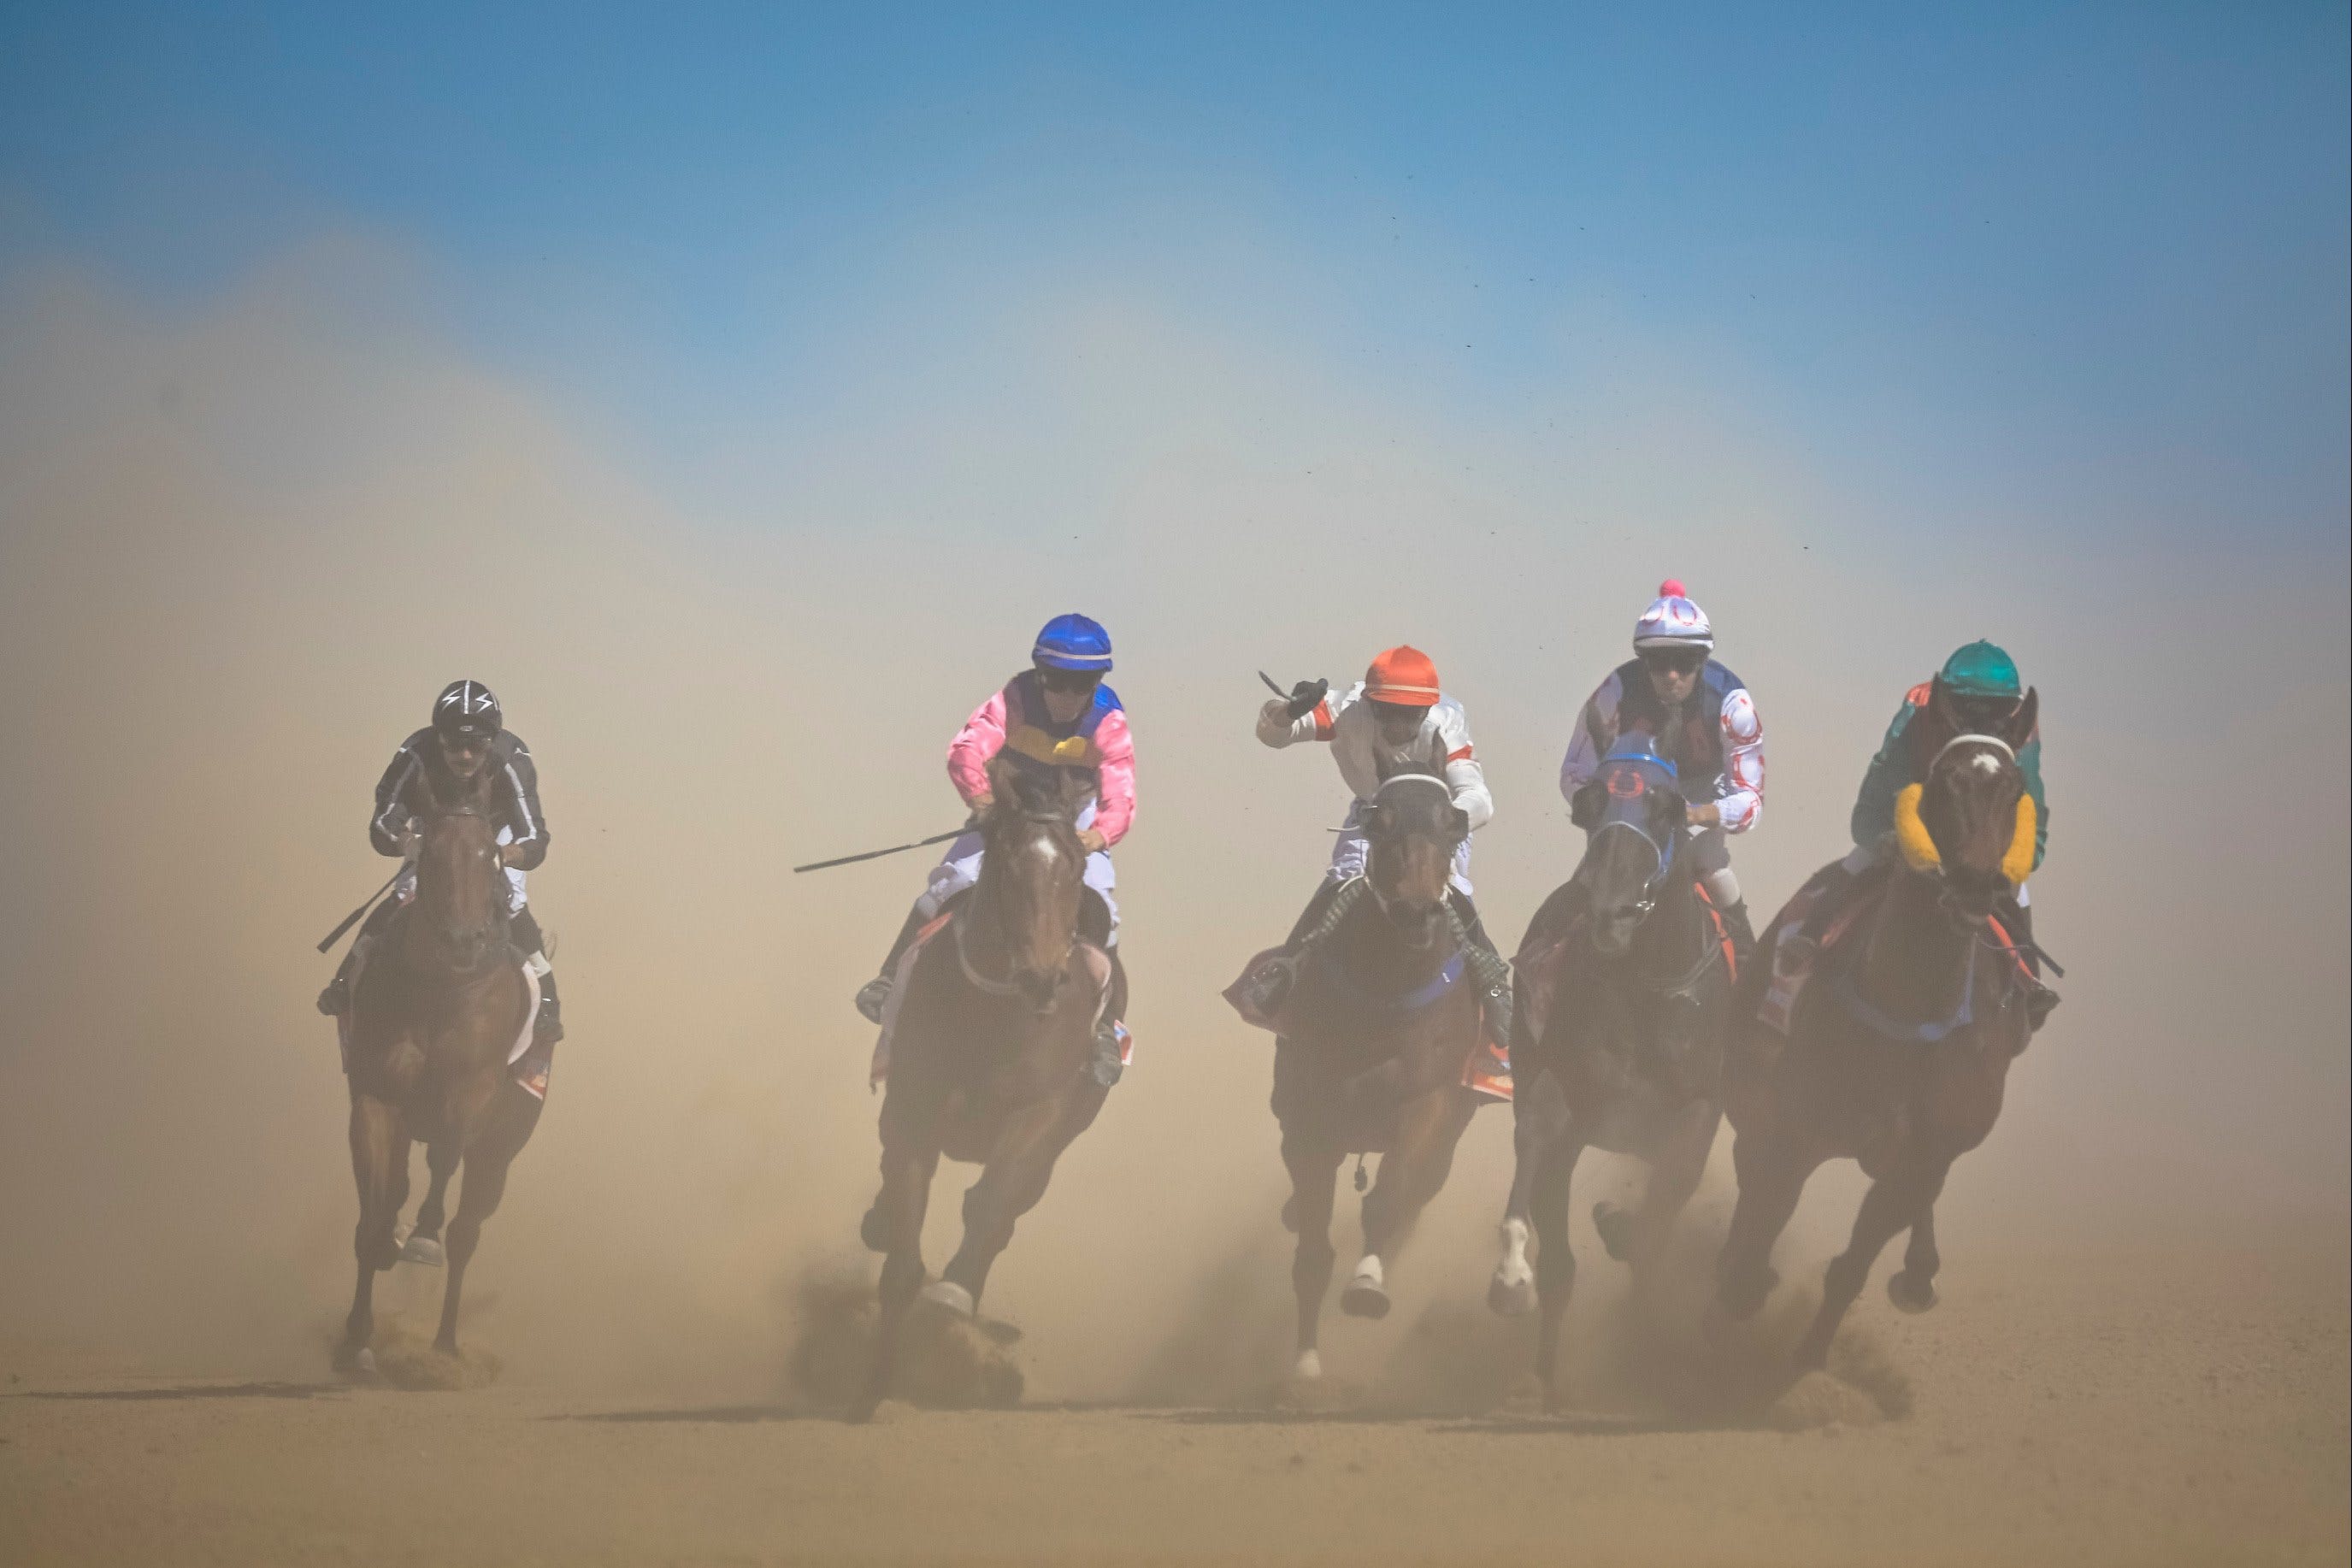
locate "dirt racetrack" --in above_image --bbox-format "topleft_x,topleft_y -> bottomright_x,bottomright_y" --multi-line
3,1226 -> 2343,1568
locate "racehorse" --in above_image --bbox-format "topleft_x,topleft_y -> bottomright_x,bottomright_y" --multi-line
851,755 -> 1119,1422
1487,744 -> 1735,1407
1711,695 -> 2041,1367
336,763 -> 543,1371
1268,772 -> 1492,1386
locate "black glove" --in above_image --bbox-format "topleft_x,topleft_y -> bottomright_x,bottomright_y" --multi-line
1284,678 -> 1329,722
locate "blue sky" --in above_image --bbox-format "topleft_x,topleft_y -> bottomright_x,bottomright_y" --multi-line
3,3 -> 2346,548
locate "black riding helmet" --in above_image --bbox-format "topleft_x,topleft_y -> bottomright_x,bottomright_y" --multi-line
432,679 -> 503,740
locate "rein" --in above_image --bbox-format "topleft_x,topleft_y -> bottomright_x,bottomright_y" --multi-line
951,910 -> 1028,999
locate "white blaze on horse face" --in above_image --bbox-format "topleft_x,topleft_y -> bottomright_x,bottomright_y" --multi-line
1970,750 -> 2003,778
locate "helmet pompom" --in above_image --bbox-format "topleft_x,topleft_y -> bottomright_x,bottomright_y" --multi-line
1658,579 -> 1686,598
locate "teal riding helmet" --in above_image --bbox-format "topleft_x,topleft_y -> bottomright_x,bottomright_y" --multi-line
1940,640 -> 2021,699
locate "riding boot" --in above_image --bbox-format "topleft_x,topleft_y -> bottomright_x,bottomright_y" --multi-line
1245,875 -> 1352,1015
1090,948 -> 1130,1088
1719,899 -> 1758,976
1777,862 -> 1857,970
317,897 -> 401,1017
856,903 -> 933,1023
533,965 -> 565,1045
2001,899 -> 2060,1030
1447,889 -> 1515,1055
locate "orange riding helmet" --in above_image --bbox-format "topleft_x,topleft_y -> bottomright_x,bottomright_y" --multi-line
1364,645 -> 1441,707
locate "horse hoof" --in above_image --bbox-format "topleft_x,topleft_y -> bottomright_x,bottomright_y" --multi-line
1340,1282 -> 1391,1320
1592,1202 -> 1635,1264
401,1234 -> 445,1267
1280,1195 -> 1299,1234
1293,1348 -> 1322,1381
1488,1272 -> 1536,1317
918,1280 -> 975,1318
1887,1271 -> 1939,1314
858,1205 -> 888,1253
335,1345 -> 378,1379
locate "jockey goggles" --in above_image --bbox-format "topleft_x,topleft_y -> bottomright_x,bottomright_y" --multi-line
1638,646 -> 1708,676
1036,666 -> 1103,694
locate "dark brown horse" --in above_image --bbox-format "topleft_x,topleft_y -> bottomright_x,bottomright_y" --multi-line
1710,694 -> 2041,1367
336,764 -> 543,1372
1488,745 -> 1735,1407
1270,772 -> 1490,1386
851,755 -> 1117,1422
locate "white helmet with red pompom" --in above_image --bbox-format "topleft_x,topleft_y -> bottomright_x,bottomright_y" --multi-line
1632,579 -> 1713,651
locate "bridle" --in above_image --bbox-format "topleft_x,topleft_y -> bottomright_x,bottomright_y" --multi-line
952,806 -> 1086,1005
1359,774 -> 1460,935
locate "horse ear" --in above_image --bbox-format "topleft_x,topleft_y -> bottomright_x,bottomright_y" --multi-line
416,765 -> 445,816
1447,804 -> 1471,839
1357,800 -> 1385,837
1654,789 -> 1689,834
985,752 -> 1011,805
1926,675 -> 1963,733
1059,767 -> 1093,816
2007,687 -> 2039,751
1568,781 -> 1603,830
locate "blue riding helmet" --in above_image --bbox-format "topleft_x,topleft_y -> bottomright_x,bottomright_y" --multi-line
1032,613 -> 1114,672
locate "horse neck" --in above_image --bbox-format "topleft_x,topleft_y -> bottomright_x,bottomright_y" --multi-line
1855,868 -> 1976,1025
1629,869 -> 1707,985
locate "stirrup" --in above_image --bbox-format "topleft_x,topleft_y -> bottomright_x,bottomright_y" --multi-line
854,976 -> 893,1025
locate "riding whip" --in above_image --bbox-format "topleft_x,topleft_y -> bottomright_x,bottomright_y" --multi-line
793,827 -> 970,875
315,869 -> 403,953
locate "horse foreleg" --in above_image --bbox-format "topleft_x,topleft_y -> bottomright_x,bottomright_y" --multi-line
1625,1101 -> 1722,1305
1528,1127 -> 1584,1409
851,1134 -> 940,1423
1282,1143 -> 1342,1380
433,1088 -> 542,1357
1489,1070 -> 1568,1317
339,1095 -> 409,1371
1710,1129 -> 1821,1329
404,1140 -> 461,1266
1889,1200 -> 1942,1313
1795,1162 -> 1948,1369
940,1082 -> 1106,1310
1347,1089 -> 1477,1320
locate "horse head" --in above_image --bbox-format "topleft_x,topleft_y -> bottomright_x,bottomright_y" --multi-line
410,763 -> 512,978
980,754 -> 1091,1011
1902,687 -> 2039,920
1359,773 -> 1467,949
1568,745 -> 1686,958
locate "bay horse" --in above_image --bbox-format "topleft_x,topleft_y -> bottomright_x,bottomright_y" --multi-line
1710,694 -> 2041,1367
1270,772 -> 1491,1386
336,763 -> 542,1372
1487,744 -> 1735,1408
851,754 -> 1118,1422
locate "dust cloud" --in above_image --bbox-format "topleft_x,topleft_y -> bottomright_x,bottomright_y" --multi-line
0,235 -> 2343,1413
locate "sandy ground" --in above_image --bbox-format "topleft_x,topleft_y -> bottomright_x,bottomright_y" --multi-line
3,1230 -> 2343,1568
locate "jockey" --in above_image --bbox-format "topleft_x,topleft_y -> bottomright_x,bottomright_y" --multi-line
1783,639 -> 2057,1025
1246,645 -> 1511,1037
852,614 -> 1135,1077
316,679 -> 562,1045
1560,581 -> 1765,964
